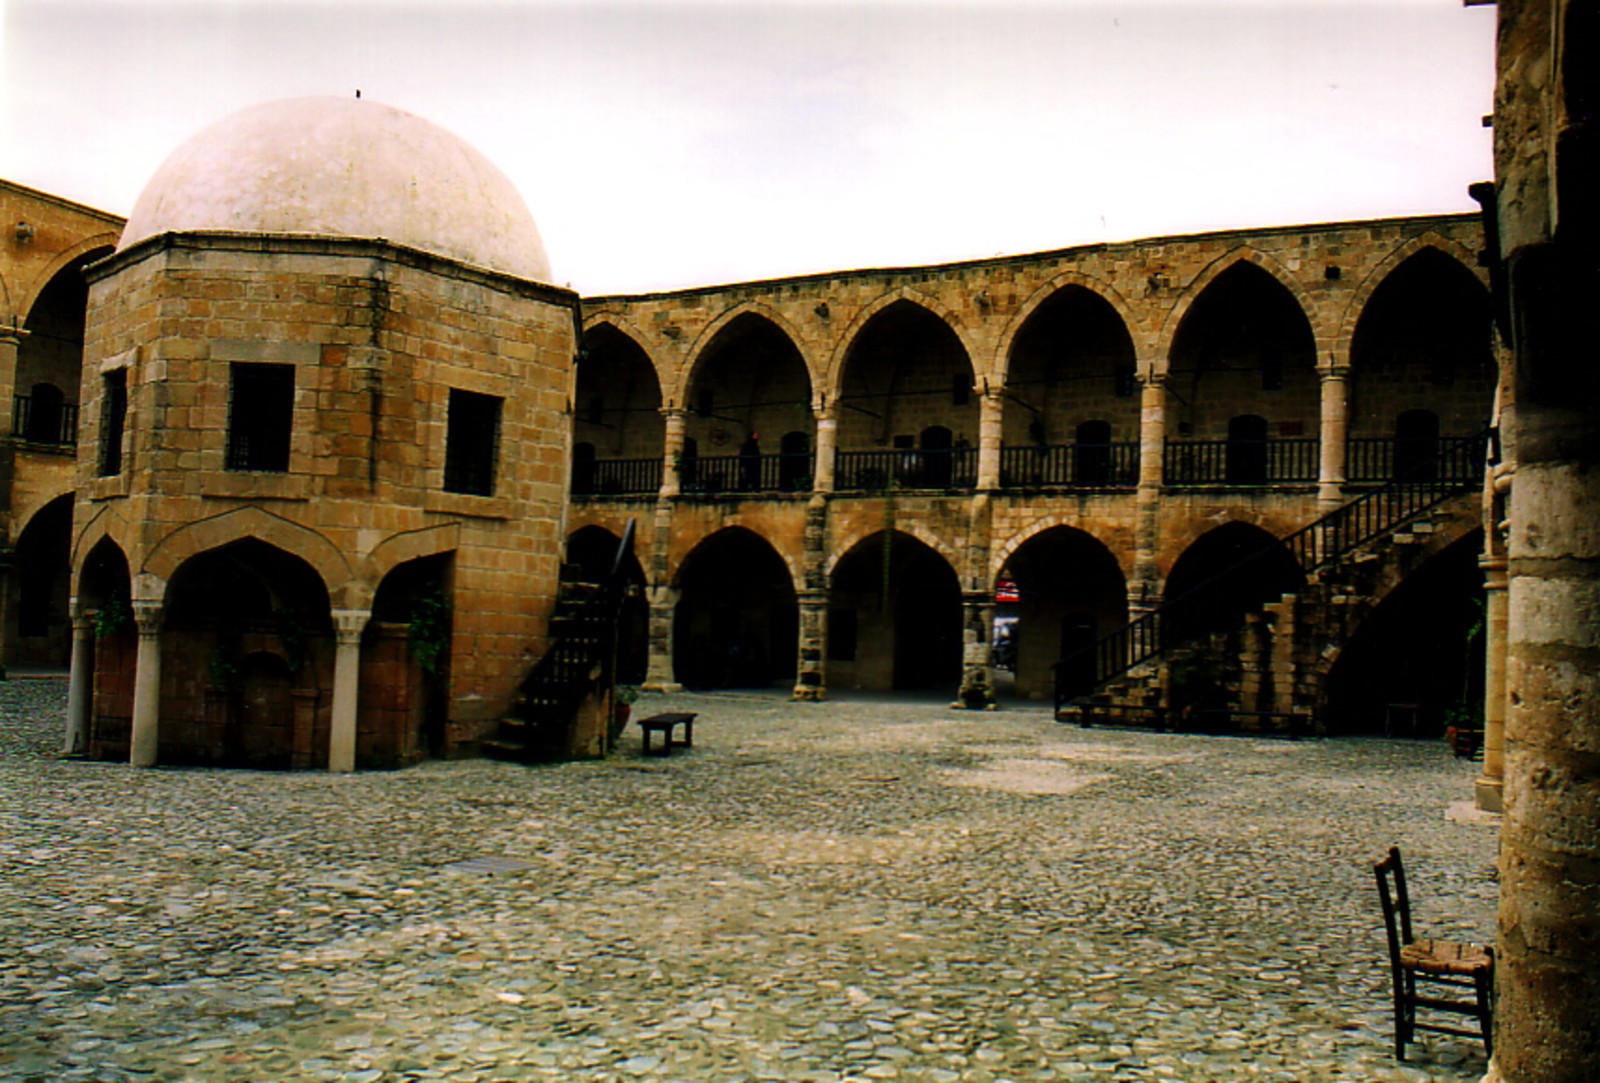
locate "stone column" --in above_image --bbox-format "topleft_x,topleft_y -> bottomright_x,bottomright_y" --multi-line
1131,370 -> 1166,613
128,601 -> 163,768
812,401 -> 837,493
976,388 -> 1004,492
63,611 -> 94,756
793,493 -> 831,700
1317,368 -> 1350,504
642,585 -> 682,693
1476,555 -> 1508,813
955,591 -> 996,710
660,407 -> 686,498
328,609 -> 370,773
0,327 -> 25,437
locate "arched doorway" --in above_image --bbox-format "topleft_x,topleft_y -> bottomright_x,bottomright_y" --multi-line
9,494 -> 73,667
997,526 -> 1126,700
78,538 -> 135,761
1322,532 -> 1486,736
673,528 -> 797,690
567,526 -> 649,686
164,539 -> 334,768
828,530 -> 962,692
573,324 -> 663,496
369,551 -> 454,764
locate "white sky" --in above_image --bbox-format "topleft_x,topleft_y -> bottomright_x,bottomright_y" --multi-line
0,0 -> 1496,295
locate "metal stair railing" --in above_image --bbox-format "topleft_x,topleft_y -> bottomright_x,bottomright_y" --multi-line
1053,433 -> 1488,714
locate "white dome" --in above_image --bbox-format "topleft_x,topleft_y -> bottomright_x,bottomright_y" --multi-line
120,97 -> 551,282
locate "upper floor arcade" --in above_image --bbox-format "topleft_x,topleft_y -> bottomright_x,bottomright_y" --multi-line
573,213 -> 1495,503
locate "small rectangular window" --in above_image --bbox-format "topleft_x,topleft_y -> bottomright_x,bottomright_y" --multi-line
99,370 -> 128,477
444,388 -> 502,496
226,362 -> 294,472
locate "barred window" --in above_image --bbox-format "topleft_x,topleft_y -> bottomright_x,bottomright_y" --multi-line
443,388 -> 501,496
99,370 -> 127,476
226,363 -> 294,472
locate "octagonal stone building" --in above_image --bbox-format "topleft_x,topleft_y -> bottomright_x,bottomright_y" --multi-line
65,97 -> 579,770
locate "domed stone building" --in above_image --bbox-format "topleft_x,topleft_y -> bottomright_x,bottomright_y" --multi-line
63,97 -> 579,770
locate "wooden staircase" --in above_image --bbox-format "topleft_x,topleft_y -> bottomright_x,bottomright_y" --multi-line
483,522 -> 635,763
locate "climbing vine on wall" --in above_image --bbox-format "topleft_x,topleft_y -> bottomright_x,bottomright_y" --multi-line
408,590 -> 452,677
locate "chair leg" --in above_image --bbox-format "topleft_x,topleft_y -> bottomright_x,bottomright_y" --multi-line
1475,970 -> 1494,1057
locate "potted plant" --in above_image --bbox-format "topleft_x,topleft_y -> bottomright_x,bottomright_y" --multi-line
612,684 -> 641,738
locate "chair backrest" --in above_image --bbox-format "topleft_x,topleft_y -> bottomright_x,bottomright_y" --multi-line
1375,846 -> 1417,968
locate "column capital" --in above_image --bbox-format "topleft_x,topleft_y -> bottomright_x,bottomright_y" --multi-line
332,608 -> 372,644
659,405 -> 687,422
1139,367 -> 1166,389
131,600 -> 163,634
1317,365 -> 1351,383
0,325 -> 26,347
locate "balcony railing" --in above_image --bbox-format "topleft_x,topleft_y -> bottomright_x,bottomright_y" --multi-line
1346,435 -> 1485,486
681,452 -> 813,495
835,447 -> 978,492
12,395 -> 78,447
1163,437 -> 1320,486
571,457 -> 662,497
999,442 -> 1139,489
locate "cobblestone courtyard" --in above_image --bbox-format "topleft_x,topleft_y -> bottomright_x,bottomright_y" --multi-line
0,680 -> 1499,1083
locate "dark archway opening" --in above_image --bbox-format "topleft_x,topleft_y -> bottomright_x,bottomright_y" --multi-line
1003,285 -> 1138,459
16,249 -> 110,447
1163,522 -> 1305,646
10,494 -> 73,666
829,531 -> 962,692
79,538 -> 135,762
164,539 -> 333,768
1322,532 -> 1485,737
673,528 -> 797,690
574,324 -> 664,495
998,527 -> 1126,701
683,314 -> 813,495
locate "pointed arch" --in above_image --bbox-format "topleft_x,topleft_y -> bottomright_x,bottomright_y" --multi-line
674,300 -> 816,407
1154,246 -> 1320,375
824,520 -> 963,580
11,487 -> 76,546
1335,233 -> 1489,368
822,285 -> 978,404
16,235 -> 119,319
990,515 -> 1133,584
581,311 -> 674,407
71,502 -> 133,572
358,522 -> 463,602
668,522 -> 803,592
996,271 -> 1145,386
141,506 -> 354,605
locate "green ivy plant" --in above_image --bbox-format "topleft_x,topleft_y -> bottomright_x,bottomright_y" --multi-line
408,590 -> 452,677
93,594 -> 132,638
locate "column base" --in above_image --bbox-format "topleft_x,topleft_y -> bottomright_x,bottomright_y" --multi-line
641,680 -> 683,694
791,684 -> 827,702
1475,776 -> 1505,814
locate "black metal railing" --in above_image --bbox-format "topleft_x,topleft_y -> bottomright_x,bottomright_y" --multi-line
1163,437 -> 1320,486
12,395 -> 78,446
571,457 -> 662,497
999,442 -> 1140,489
835,447 -> 978,491
1346,435 -> 1484,485
681,452 -> 813,495
1055,432 -> 1489,714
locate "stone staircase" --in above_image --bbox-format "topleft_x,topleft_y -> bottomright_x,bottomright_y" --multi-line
1055,453 -> 1484,735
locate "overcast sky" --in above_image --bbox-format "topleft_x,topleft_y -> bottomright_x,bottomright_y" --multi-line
1,0 -> 1496,295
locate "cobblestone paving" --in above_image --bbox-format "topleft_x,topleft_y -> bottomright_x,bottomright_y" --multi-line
0,680 -> 1499,1083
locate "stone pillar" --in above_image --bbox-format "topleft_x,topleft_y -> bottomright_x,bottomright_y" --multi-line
660,407 -> 686,498
1131,370 -> 1166,613
328,609 -> 370,773
1317,368 -> 1350,504
955,591 -> 996,710
0,327 -> 25,438
63,611 -> 94,756
812,403 -> 837,493
128,601 -> 163,768
793,493 -> 830,700
1476,555 -> 1508,813
642,585 -> 682,693
976,388 -> 1004,492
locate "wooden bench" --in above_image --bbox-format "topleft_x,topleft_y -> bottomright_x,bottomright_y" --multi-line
638,711 -> 696,756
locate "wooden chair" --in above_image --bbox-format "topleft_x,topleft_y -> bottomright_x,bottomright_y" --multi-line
1373,846 -> 1494,1060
